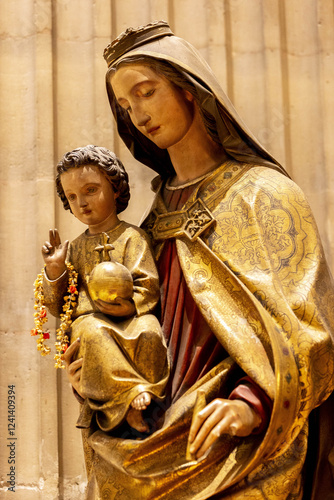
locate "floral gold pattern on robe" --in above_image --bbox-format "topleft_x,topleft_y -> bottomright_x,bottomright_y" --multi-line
83,162 -> 334,499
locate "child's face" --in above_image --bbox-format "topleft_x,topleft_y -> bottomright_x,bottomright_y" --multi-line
60,164 -> 118,233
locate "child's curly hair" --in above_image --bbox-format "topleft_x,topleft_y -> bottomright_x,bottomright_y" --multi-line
56,145 -> 130,214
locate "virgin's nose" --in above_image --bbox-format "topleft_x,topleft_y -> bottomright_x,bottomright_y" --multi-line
132,105 -> 150,127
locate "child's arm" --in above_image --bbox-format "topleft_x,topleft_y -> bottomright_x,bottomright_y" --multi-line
42,229 -> 69,279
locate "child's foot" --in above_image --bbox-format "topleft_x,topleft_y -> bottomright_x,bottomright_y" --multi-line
125,392 -> 151,433
131,392 -> 151,410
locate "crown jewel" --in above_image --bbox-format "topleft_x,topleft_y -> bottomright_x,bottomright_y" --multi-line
103,20 -> 173,67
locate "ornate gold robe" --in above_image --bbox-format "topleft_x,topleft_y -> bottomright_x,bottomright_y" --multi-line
43,221 -> 169,432
84,161 -> 334,499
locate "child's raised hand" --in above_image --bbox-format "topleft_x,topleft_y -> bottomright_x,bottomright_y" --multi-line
42,229 -> 69,280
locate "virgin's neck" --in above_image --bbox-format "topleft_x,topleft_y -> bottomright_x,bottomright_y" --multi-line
168,138 -> 228,186
167,108 -> 228,186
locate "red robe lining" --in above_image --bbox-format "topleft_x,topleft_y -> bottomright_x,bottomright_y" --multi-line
157,181 -> 271,430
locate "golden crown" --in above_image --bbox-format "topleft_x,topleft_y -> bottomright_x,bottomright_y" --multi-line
103,20 -> 173,67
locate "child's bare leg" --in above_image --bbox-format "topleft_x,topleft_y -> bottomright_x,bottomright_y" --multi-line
126,392 -> 151,433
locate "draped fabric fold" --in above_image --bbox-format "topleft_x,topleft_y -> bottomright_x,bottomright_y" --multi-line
84,162 -> 334,498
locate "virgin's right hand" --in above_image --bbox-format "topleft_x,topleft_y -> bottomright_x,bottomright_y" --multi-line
42,229 -> 69,280
188,398 -> 261,459
63,339 -> 84,398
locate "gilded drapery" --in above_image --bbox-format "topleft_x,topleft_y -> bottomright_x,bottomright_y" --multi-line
80,162 -> 334,498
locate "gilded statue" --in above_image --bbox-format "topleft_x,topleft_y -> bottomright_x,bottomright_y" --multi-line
56,21 -> 333,499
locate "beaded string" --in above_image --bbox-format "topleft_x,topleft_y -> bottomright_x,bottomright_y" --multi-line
31,262 -> 78,369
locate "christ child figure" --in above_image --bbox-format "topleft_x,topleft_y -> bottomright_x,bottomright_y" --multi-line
41,145 -> 169,434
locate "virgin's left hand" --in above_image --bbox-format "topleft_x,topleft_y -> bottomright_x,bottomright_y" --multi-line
95,297 -> 136,317
188,398 -> 261,459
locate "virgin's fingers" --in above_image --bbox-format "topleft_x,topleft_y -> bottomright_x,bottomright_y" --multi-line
189,400 -> 219,443
63,339 -> 81,365
67,359 -> 83,375
195,419 -> 229,458
193,404 -> 256,458
229,423 -> 238,436
71,370 -> 82,384
189,408 -> 227,455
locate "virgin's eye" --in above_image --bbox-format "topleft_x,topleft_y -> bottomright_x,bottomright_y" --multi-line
68,194 -> 76,202
143,89 -> 155,97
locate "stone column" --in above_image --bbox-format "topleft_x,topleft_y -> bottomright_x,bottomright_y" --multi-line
282,1 -> 329,252
0,0 -> 60,498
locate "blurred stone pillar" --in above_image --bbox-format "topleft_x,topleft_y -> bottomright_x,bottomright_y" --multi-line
280,0 -> 330,256
0,1 -> 60,498
318,0 -> 334,268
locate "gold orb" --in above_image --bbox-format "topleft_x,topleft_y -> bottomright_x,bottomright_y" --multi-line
88,261 -> 133,303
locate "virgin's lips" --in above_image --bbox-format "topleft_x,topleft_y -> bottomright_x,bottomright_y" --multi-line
147,126 -> 160,134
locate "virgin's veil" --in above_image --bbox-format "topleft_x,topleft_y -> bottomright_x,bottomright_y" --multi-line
104,21 -> 289,179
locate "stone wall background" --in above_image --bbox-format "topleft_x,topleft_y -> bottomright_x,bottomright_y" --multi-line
0,1 -> 333,498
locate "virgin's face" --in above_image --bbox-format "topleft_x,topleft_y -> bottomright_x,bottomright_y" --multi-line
110,64 -> 195,150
